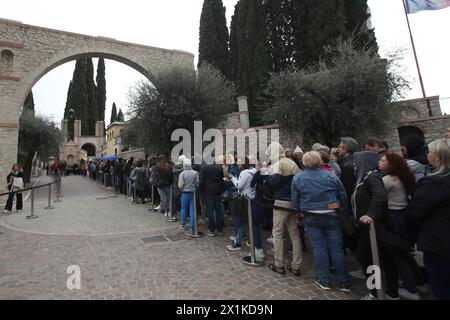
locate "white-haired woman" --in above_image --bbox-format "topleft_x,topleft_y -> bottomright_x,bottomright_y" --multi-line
291,151 -> 351,291
406,139 -> 450,299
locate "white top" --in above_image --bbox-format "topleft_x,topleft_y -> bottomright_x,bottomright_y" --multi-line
230,168 -> 257,200
382,175 -> 409,210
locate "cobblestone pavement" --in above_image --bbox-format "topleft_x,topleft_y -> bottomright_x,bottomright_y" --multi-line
0,175 -> 368,300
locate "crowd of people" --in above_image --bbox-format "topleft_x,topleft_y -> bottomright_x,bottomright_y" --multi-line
3,131 -> 449,300
75,133 -> 449,300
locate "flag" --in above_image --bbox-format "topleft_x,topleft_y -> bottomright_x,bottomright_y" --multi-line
405,0 -> 450,14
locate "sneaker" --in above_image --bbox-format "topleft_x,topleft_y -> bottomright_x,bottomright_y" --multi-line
255,248 -> 265,261
207,231 -> 215,237
229,236 -> 236,241
16,210 -> 22,213
340,283 -> 352,293
216,232 -> 223,236
361,293 -> 377,300
314,278 -> 331,290
2,210 -> 10,214
417,284 -> 431,295
227,243 -> 242,251
266,237 -> 274,244
179,225 -> 187,230
171,217 -> 178,222
349,269 -> 366,280
398,288 -> 420,300
385,294 -> 400,300
154,205 -> 161,210
246,240 -> 251,247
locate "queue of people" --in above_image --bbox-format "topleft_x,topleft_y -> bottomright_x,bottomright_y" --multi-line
3,133 -> 449,300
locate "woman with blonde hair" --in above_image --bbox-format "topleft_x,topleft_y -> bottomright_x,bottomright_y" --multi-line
3,163 -> 24,214
406,139 -> 450,299
291,151 -> 350,290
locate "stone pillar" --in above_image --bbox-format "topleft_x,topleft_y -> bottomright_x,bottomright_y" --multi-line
237,96 -> 250,130
74,120 -> 81,144
61,119 -> 68,141
95,121 -> 104,137
0,126 -> 19,184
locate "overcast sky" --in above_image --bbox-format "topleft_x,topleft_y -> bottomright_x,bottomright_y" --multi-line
2,0 -> 450,126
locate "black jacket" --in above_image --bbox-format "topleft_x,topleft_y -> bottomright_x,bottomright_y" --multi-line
339,154 -> 356,208
406,172 -> 450,261
250,170 -> 273,204
352,171 -> 387,220
7,171 -> 24,191
352,170 -> 411,253
153,167 -> 174,188
199,164 -> 224,196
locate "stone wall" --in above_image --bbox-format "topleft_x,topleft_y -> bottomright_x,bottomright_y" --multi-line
117,148 -> 145,161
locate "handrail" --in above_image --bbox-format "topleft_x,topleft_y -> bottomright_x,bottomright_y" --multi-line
0,177 -> 62,197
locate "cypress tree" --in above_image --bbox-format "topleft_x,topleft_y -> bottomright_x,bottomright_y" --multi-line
229,2 -> 240,83
110,103 -> 118,124
230,0 -> 273,125
64,81 -> 74,141
96,58 -> 106,124
68,59 -> 89,135
296,0 -> 347,67
23,91 -> 35,114
117,109 -> 125,122
198,0 -> 229,78
343,0 -> 378,51
86,58 -> 97,135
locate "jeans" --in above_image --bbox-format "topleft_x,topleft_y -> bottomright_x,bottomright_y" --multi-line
181,192 -> 195,227
206,195 -> 224,233
127,177 -> 133,198
157,187 -> 171,212
5,190 -> 23,211
235,199 -> 262,249
304,214 -> 349,285
388,209 -> 418,293
424,252 -> 450,299
225,198 -> 239,236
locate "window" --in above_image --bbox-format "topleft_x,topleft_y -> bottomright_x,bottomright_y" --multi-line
0,50 -> 14,74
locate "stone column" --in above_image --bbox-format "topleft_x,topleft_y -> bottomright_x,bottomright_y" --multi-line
61,119 -> 68,141
237,96 -> 250,130
0,126 -> 19,184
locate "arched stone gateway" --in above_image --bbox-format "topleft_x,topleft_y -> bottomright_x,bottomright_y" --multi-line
0,18 -> 194,182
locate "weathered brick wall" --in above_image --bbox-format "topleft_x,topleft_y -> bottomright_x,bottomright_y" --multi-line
117,148 -> 145,161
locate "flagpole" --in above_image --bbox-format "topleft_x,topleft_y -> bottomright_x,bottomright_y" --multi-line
402,0 -> 432,115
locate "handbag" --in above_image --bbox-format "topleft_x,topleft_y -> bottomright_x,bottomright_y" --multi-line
12,177 -> 24,190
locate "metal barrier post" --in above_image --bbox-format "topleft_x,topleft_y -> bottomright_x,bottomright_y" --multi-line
168,185 -> 176,222
26,188 -> 38,219
369,222 -> 385,300
243,197 -> 263,267
58,178 -> 63,198
189,191 -> 203,238
45,184 -> 54,210
150,183 -> 155,211
54,179 -> 61,203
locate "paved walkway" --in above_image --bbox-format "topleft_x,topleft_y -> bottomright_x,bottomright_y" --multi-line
0,175 -> 368,300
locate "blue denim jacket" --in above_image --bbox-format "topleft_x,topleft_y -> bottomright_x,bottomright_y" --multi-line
291,168 -> 348,212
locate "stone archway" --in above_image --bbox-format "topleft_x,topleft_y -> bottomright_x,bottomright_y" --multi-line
398,125 -> 425,142
81,143 -> 96,157
0,18 -> 194,181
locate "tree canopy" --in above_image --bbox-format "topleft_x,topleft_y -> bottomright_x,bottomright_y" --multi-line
264,37 -> 408,147
124,64 -> 236,154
